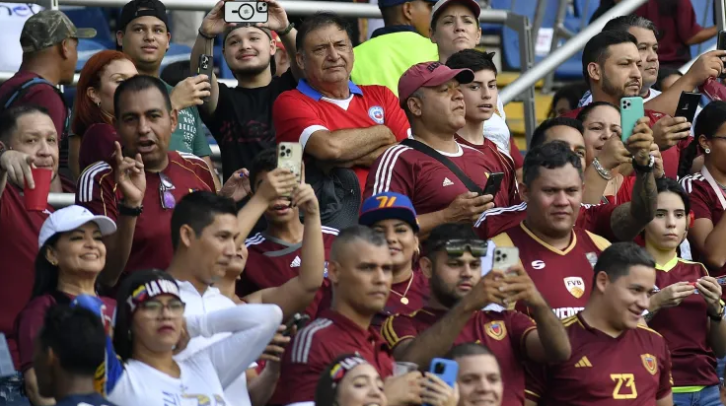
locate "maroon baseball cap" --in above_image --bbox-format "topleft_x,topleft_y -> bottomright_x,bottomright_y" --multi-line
398,62 -> 475,106
431,0 -> 481,28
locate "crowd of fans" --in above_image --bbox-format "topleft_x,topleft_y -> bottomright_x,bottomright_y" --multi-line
4,0 -> 726,405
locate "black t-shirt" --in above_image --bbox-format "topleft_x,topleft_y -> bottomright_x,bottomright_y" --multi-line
55,393 -> 118,406
201,69 -> 297,181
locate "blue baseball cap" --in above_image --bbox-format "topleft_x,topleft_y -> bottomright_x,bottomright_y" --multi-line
379,0 -> 436,8
359,192 -> 419,232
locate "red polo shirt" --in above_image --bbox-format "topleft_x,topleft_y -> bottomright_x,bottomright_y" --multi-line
271,309 -> 395,404
274,80 -> 411,190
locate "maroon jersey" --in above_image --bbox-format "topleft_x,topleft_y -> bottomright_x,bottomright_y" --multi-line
649,257 -> 718,387
16,293 -> 115,372
76,151 -> 215,275
372,267 -> 430,329
528,314 -> 672,405
0,185 -> 55,367
491,223 -> 611,319
475,202 -> 617,241
383,308 -> 536,406
364,142 -> 515,215
271,309 -> 395,404
238,227 -> 338,317
454,135 -> 520,206
681,173 -> 726,280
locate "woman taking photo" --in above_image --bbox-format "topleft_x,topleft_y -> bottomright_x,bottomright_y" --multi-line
645,177 -> 726,406
69,50 -> 137,179
17,205 -> 117,405
358,192 -> 429,328
79,269 -> 281,406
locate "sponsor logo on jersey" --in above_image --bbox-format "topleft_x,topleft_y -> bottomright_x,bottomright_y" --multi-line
641,354 -> 657,375
564,277 -> 585,298
531,260 -> 545,270
586,252 -> 598,268
485,321 -> 507,340
442,177 -> 454,187
575,356 -> 592,368
290,255 -> 301,267
553,307 -> 584,319
368,106 -> 385,124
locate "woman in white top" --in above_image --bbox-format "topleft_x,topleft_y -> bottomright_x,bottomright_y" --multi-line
81,269 -> 282,406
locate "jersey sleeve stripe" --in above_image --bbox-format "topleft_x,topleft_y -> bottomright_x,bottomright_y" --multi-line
291,319 -> 333,363
525,390 -> 541,399
475,202 -> 527,228
321,226 -> 340,235
300,125 -> 329,150
372,145 -> 408,195
78,162 -> 111,203
179,152 -> 207,164
245,233 -> 266,247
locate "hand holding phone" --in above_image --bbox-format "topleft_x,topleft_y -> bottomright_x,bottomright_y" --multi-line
282,313 -> 310,337
277,143 -> 303,198
483,172 -> 504,197
620,97 -> 645,142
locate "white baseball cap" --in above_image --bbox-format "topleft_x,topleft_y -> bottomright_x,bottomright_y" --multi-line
38,205 -> 117,248
431,0 -> 481,26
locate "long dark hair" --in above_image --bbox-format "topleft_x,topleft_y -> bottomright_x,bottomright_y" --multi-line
32,234 -> 63,299
113,269 -> 179,361
678,101 -> 726,179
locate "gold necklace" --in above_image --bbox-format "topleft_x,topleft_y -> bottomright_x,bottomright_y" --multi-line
389,272 -> 414,305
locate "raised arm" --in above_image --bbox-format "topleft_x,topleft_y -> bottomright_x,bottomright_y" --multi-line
192,0 -> 226,115
236,168 -> 297,241
581,135 -> 631,205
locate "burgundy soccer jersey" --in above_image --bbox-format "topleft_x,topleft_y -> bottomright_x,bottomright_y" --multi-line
76,151 -> 216,275
372,268 -> 429,329
271,309 -> 395,404
491,223 -> 611,319
0,185 -> 55,367
648,257 -> 718,387
364,142 -> 514,216
475,202 -> 617,241
454,135 -> 520,207
78,123 -> 118,173
16,293 -> 116,372
238,227 -> 339,317
382,308 -> 536,406
681,173 -> 726,282
527,314 -> 672,405
0,71 -> 68,142
274,80 -> 411,191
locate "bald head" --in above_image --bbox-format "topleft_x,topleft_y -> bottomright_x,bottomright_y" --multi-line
330,225 -> 387,262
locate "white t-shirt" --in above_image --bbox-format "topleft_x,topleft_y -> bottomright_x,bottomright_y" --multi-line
175,282 -> 255,406
107,304 -> 282,406
482,97 -> 514,160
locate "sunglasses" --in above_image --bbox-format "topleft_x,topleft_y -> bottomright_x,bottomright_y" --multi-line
159,173 -> 176,210
431,239 -> 488,257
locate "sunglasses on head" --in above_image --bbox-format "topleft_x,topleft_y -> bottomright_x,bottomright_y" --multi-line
159,173 -> 176,210
431,239 -> 488,257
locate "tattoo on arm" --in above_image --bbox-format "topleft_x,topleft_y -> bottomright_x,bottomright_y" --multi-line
610,169 -> 657,241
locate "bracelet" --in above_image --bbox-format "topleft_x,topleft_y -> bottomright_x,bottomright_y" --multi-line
198,28 -> 215,40
710,301 -> 726,322
591,157 -> 613,180
632,155 -> 654,173
276,22 -> 294,36
119,202 -> 144,217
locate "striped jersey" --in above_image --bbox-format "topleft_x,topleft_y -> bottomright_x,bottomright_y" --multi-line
75,151 -> 216,275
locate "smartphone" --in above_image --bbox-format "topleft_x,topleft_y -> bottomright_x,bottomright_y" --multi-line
620,97 -> 645,142
675,92 -> 700,123
483,172 -> 504,196
277,142 -> 303,197
197,54 -> 213,102
428,358 -> 458,389
718,31 -> 726,79
494,247 -> 519,275
0,334 -> 16,378
282,313 -> 310,337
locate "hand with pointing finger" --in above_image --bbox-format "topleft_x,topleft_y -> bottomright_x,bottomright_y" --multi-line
0,150 -> 36,189
113,141 -> 146,207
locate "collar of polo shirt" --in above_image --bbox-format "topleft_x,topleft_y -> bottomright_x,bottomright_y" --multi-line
297,79 -> 364,101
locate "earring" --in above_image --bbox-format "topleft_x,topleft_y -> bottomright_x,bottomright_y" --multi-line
96,101 -> 101,107
49,260 -> 58,266
705,148 -> 711,154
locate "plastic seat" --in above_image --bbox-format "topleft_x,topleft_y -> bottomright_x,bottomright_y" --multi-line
75,39 -> 108,71
572,0 -> 599,20
160,43 -> 193,72
690,0 -> 716,58
61,6 -> 115,49
481,0 -> 512,35
501,0 -> 563,70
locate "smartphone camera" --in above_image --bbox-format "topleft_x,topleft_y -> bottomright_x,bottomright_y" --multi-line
280,147 -> 292,158
495,252 -> 507,262
622,99 -> 631,110
434,363 -> 446,374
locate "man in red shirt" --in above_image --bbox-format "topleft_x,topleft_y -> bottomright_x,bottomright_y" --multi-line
0,10 -> 95,180
383,223 -> 571,406
364,62 -> 498,237
237,148 -> 338,317
274,13 -> 411,192
0,105 -> 73,369
76,75 -> 218,289
563,30 -> 687,179
526,243 -> 673,406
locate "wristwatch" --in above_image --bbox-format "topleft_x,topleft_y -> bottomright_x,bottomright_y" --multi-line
632,154 -> 654,173
119,202 -> 144,217
709,300 -> 726,322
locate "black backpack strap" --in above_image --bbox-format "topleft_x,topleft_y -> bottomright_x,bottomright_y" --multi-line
400,138 -> 483,194
1,77 -> 60,109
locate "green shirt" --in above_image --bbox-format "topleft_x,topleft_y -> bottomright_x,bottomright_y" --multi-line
351,31 -> 439,96
163,81 -> 212,157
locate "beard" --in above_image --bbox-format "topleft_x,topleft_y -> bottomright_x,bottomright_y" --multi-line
602,75 -> 629,99
232,61 -> 271,77
430,272 -> 462,309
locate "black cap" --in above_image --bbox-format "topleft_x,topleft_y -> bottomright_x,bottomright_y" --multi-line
118,0 -> 169,32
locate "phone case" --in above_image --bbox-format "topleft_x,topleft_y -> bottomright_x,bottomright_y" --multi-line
675,92 -> 700,123
428,358 -> 458,388
620,97 -> 644,142
494,247 -> 519,271
483,172 -> 504,196
277,143 -> 303,197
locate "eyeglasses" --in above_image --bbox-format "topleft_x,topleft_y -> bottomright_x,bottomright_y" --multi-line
431,239 -> 488,257
139,299 -> 185,317
159,173 -> 176,210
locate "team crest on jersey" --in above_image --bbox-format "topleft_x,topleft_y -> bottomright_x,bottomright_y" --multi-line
564,277 -> 585,299
485,321 -> 507,340
368,106 -> 385,124
641,354 -> 657,375
586,252 -> 598,268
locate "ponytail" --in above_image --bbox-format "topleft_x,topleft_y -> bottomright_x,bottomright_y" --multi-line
679,101 -> 726,178
678,140 -> 699,179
